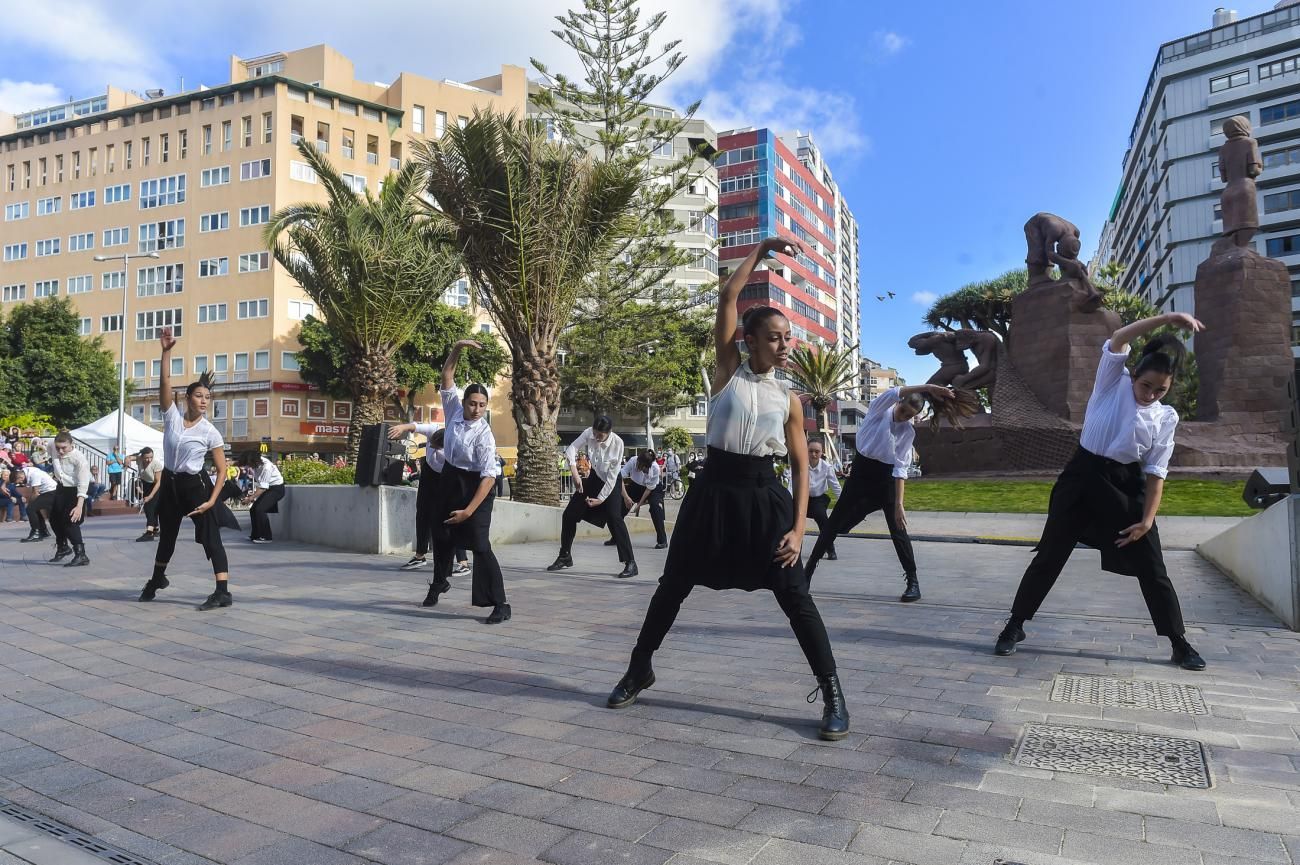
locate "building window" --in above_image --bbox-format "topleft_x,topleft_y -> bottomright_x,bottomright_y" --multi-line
67,275 -> 93,294
280,399 -> 300,417
281,351 -> 301,371
1260,99 -> 1300,126
435,111 -> 447,139
139,174 -> 186,208
70,189 -> 95,209
135,308 -> 182,341
1260,54 -> 1300,81
254,398 -> 269,418
200,166 -> 230,187
101,271 -> 126,291
1209,69 -> 1249,93
136,263 -> 184,297
442,277 -> 471,308
1266,233 -> 1300,256
289,160 -> 317,183
412,105 -> 425,134
197,302 -> 227,323
3,202 -> 28,221
200,211 -> 230,232
68,232 -> 94,252
199,258 -> 229,278
692,396 -> 707,416
193,355 -> 208,374
1264,189 -> 1300,214
234,352 -> 249,372
100,314 -> 122,332
263,112 -> 273,144
221,120 -> 232,151
2,284 -> 26,302
138,219 -> 185,253
241,115 -> 252,148
76,317 -> 90,336
238,298 -> 269,318
240,158 -> 271,181
341,173 -> 366,193
36,195 -> 60,216
238,252 -> 270,273
170,357 -> 184,376
254,350 -> 269,370
239,205 -> 270,226
103,226 -> 129,247
288,299 -> 316,319
202,124 -> 212,155
3,243 -> 28,261
36,237 -> 60,257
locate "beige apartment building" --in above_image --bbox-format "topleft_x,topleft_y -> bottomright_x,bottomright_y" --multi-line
0,45 -> 526,454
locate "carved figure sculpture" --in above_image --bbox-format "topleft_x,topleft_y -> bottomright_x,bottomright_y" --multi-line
1024,212 -> 1082,286
951,329 -> 999,392
1217,116 -> 1262,251
908,330 -> 969,386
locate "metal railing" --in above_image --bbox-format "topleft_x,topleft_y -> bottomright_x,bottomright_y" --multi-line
69,436 -> 140,505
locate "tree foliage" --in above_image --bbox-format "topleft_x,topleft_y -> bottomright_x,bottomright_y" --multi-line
293,307 -> 509,418
787,342 -> 861,436
0,299 -> 121,427
265,139 -> 463,462
923,269 -> 1028,338
660,425 -> 694,455
415,111 -> 641,505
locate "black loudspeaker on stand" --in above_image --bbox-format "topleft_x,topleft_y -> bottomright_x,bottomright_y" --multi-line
355,423 -> 406,487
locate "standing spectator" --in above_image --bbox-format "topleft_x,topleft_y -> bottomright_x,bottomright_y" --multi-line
494,453 -> 506,497
105,445 -> 125,500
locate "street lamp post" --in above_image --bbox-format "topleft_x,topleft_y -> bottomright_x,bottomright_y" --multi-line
92,251 -> 160,454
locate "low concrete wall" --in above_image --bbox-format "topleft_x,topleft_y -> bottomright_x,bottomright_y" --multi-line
272,484 -> 662,556
1198,495 -> 1299,630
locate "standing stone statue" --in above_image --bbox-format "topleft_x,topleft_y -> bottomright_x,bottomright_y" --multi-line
1217,116 -> 1262,251
908,331 -> 969,386
1024,212 -> 1082,286
951,329 -> 1000,392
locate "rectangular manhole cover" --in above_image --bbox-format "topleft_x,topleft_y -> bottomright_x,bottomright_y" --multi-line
1050,675 -> 1207,715
1014,724 -> 1211,788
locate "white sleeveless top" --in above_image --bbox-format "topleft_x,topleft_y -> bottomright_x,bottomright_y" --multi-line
707,360 -> 792,457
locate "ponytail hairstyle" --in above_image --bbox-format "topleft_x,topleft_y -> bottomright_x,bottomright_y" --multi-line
592,415 -> 613,434
636,449 -> 654,473
741,305 -> 786,339
186,370 -> 217,398
914,387 -> 981,431
463,383 -> 489,403
1134,333 -> 1185,379
428,428 -> 446,450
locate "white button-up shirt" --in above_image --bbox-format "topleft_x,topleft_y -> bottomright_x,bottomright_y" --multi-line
620,456 -> 661,489
856,387 -> 915,479
50,450 -> 90,497
1079,340 -> 1179,479
163,404 -> 224,474
20,465 -> 57,495
253,456 -> 284,489
413,423 -> 446,472
568,427 -> 624,501
808,459 -> 842,498
440,388 -> 500,479
707,360 -> 791,457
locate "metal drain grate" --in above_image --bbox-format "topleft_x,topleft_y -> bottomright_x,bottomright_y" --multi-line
1014,724 -> 1211,788
1050,674 -> 1208,715
0,799 -> 157,865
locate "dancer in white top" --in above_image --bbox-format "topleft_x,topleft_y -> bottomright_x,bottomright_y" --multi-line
607,235 -> 849,741
387,424 -> 472,575
236,452 -> 286,543
128,448 -> 163,542
140,328 -> 234,611
804,440 -> 842,561
547,418 -> 637,578
620,450 -> 667,548
995,312 -> 1208,671
48,431 -> 92,566
13,463 -> 57,542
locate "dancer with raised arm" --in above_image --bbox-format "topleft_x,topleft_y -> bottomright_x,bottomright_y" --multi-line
994,313 -> 1208,670
424,340 -> 510,624
139,328 -> 235,611
606,236 -> 849,741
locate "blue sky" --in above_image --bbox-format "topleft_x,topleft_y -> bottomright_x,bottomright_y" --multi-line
0,0 -> 1262,384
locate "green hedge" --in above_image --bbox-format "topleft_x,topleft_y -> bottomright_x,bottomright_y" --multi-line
279,460 -> 355,485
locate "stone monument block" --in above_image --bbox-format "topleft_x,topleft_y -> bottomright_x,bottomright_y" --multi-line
1194,247 -> 1293,431
1008,280 -> 1120,423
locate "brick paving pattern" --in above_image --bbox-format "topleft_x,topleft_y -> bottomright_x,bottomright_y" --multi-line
0,515 -> 1296,865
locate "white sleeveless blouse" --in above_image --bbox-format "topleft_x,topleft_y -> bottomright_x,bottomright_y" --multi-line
706,360 -> 792,457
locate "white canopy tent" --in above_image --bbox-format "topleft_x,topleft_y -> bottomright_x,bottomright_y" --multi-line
71,410 -> 163,456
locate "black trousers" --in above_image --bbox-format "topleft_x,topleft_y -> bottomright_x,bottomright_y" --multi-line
249,484 -> 285,540
156,470 -> 230,576
431,464 -> 506,607
624,480 -> 667,545
561,472 -> 634,563
807,453 -> 916,580
28,490 -> 55,538
415,470 -> 467,561
630,579 -> 836,678
142,493 -> 160,529
1010,502 -> 1186,637
807,494 -> 837,557
50,486 -> 84,546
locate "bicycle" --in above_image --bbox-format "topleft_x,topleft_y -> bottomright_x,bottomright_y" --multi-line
666,473 -> 685,500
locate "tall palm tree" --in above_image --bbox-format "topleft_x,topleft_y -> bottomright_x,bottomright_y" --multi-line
788,342 -> 862,464
265,140 -> 462,463
414,111 -> 640,505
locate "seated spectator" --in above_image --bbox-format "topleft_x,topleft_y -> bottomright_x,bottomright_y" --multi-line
85,465 -> 108,516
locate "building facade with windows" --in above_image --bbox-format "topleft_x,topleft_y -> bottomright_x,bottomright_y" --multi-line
1092,2 -> 1300,360
0,44 -> 527,452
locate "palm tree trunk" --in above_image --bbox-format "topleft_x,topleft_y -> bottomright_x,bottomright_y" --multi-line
510,349 -> 561,505
349,395 -> 386,466
344,349 -> 397,466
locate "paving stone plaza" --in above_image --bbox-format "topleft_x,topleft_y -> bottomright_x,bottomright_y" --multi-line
0,515 -> 1296,865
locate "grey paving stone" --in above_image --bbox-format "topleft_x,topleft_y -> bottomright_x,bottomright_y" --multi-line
847,823 -> 968,865
1060,830 -> 1201,865
345,822 -> 471,865
748,838 -> 891,865
446,810 -> 573,858
934,810 -> 1063,855
461,780 -> 575,819
1144,815 -> 1290,862
159,814 -> 286,861
638,817 -> 770,865
735,806 -> 860,850
540,831 -> 673,865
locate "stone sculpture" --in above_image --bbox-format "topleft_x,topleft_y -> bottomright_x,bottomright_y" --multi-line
1216,115 -> 1262,253
1024,212 -> 1083,287
951,329 -> 1000,392
908,331 -> 969,386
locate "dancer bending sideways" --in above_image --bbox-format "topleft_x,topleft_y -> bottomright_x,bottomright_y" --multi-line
548,417 -> 638,578
805,382 -> 956,602
139,328 -> 235,611
607,235 -> 850,741
994,312 -> 1208,671
423,340 -> 510,624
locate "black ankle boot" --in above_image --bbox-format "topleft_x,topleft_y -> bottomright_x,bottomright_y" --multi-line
994,618 -> 1026,656
606,667 -> 654,709
808,673 -> 850,740
139,575 -> 169,602
20,529 -> 44,543
422,578 -> 450,607
198,589 -> 233,611
546,553 -> 573,572
900,574 -> 921,602
48,543 -> 72,562
485,603 -> 511,624
1170,636 -> 1206,671
64,544 -> 89,567
617,561 -> 639,579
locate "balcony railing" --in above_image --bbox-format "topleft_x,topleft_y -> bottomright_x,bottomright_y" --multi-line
314,140 -> 329,153
341,145 -> 355,159
290,132 -> 303,145
366,152 -> 379,165
389,157 -> 400,170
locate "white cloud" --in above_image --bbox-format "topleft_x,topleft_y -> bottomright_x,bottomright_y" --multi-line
872,30 -> 910,58
912,290 -> 938,305
698,80 -> 870,158
0,80 -> 63,114
0,1 -> 167,94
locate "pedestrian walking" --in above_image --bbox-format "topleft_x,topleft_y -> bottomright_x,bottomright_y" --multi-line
48,431 -> 91,566
547,417 -> 638,578
237,452 -> 286,543
385,424 -> 470,576
621,450 -> 668,549
804,439 -> 842,561
804,381 -> 958,602
138,327 -> 238,611
422,339 -> 510,624
994,313 -> 1209,671
606,235 -> 849,741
